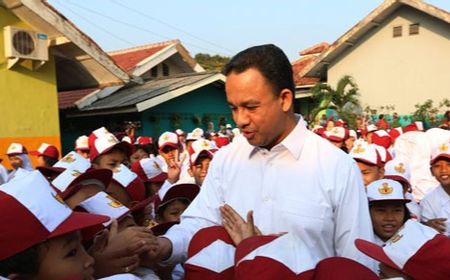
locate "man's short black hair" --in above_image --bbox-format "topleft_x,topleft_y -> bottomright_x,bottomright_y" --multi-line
223,44 -> 295,96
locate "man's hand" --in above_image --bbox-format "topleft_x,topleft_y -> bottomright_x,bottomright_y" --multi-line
424,218 -> 447,234
140,237 -> 173,268
220,204 -> 261,246
92,220 -> 158,278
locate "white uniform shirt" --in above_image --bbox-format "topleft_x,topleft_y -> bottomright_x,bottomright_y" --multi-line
420,185 -> 450,236
164,117 -> 375,269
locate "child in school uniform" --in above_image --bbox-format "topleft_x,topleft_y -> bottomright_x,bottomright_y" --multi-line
349,140 -> 385,186
30,143 -> 60,168
366,179 -> 411,245
187,139 -> 217,187
5,143 -> 33,181
0,171 -> 109,280
420,141 -> 450,236
75,135 -> 90,159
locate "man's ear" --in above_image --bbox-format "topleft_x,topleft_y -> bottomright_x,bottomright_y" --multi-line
279,88 -> 294,113
188,167 -> 194,177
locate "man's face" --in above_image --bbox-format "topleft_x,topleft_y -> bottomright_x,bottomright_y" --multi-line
356,161 -> 384,186
160,146 -> 178,163
37,232 -> 95,280
93,149 -> 127,171
226,68 -> 292,149
431,158 -> 450,188
189,156 -> 212,186
8,155 -> 23,170
370,202 -> 405,241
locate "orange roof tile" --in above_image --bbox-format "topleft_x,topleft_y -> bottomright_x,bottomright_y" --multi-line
109,40 -> 177,72
58,88 -> 97,109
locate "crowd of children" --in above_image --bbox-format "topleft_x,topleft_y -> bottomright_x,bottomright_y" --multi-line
0,118 -> 449,279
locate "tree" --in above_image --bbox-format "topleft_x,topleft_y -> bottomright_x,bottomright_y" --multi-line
195,53 -> 230,72
310,75 -> 361,128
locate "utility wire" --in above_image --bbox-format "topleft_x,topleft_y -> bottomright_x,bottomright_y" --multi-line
111,0 -> 235,54
64,0 -> 223,54
53,0 -> 137,47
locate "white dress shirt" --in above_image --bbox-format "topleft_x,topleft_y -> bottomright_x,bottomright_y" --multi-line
420,185 -> 450,236
164,116 -> 375,269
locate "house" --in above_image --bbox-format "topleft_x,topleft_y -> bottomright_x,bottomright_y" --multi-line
0,0 -> 132,167
292,42 -> 329,118
295,0 -> 450,115
59,41 -> 230,153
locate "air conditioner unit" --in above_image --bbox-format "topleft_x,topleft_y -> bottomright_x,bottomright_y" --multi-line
3,26 -> 49,62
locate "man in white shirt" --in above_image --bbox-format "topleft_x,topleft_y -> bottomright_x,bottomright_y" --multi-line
150,44 -> 375,270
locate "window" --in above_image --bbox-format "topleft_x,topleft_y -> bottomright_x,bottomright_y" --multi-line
150,66 -> 158,77
162,63 -> 169,76
409,23 -> 420,35
393,26 -> 402,37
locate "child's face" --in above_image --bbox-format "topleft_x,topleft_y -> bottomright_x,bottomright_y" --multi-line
357,162 -> 384,186
431,158 -> 450,189
93,149 -> 127,171
76,149 -> 90,159
159,146 -> 178,163
159,199 -> 188,223
370,202 -> 405,242
146,181 -> 163,197
8,155 -> 23,170
130,148 -> 148,165
36,156 -> 47,168
189,157 -> 212,186
37,232 -> 94,280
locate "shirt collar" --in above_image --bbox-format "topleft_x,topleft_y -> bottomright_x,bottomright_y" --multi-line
248,114 -> 307,160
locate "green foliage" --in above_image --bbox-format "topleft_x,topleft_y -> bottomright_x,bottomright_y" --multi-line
192,115 -> 201,126
310,75 -> 361,129
412,99 -> 449,123
195,53 -> 230,72
201,114 -> 212,129
170,113 -> 182,130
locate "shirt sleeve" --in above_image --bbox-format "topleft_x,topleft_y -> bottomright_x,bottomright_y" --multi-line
333,159 -> 377,272
162,150 -> 226,264
420,195 -> 437,222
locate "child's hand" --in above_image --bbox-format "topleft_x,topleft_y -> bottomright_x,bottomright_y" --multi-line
167,153 -> 186,184
220,204 -> 261,246
425,218 -> 447,233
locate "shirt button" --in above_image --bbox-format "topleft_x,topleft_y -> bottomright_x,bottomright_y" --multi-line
263,196 -> 270,202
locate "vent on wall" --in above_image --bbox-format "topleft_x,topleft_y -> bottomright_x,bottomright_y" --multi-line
3,26 -> 49,69
393,26 -> 402,37
409,23 -> 420,35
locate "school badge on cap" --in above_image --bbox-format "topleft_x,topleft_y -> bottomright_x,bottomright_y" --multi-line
394,163 -> 406,174
352,144 -> 365,154
378,182 -> 393,195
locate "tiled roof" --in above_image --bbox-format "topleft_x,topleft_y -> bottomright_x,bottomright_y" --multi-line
292,42 -> 328,86
109,40 -> 177,72
58,88 -> 98,109
299,42 -> 330,56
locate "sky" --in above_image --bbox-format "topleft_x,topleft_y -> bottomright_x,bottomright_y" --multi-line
47,0 -> 450,61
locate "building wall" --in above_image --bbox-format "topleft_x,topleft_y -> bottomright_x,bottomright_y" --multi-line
328,6 -> 450,114
142,84 -> 233,137
0,7 -> 60,168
